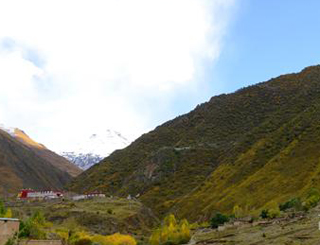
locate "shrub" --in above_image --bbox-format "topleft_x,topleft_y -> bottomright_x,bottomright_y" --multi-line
303,195 -> 320,211
279,198 -> 302,211
92,233 -> 136,245
18,211 -> 47,239
4,208 -> 12,218
260,207 -> 280,219
74,238 -> 92,245
268,208 -> 280,219
232,205 -> 243,218
210,213 -> 229,229
66,231 -> 136,245
0,199 -> 12,218
4,238 -> 15,245
0,199 -> 5,216
260,209 -> 269,219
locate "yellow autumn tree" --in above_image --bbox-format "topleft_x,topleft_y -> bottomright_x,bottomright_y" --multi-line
179,219 -> 191,243
149,229 -> 161,245
149,214 -> 191,245
4,208 -> 12,218
233,205 -> 243,219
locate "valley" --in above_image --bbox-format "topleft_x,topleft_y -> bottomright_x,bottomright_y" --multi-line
3,66 -> 320,245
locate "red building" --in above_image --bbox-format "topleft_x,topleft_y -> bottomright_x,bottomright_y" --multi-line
18,189 -> 63,199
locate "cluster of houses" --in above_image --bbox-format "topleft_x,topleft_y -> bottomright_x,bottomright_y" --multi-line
18,189 -> 63,200
17,189 -> 106,201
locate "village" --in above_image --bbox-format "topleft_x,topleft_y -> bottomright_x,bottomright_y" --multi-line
17,189 -> 106,201
0,189 -> 111,245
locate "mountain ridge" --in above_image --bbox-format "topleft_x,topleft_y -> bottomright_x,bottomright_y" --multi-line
69,65 -> 320,220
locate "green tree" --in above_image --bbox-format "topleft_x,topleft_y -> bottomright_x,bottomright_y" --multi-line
260,209 -> 269,219
210,213 -> 229,229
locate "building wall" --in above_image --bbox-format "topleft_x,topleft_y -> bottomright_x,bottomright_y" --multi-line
19,241 -> 62,245
0,220 -> 20,245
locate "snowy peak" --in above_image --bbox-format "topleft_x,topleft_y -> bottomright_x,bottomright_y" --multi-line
61,129 -> 130,170
0,124 -> 16,137
76,129 -> 129,156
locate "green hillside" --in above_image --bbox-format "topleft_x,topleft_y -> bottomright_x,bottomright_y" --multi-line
70,65 -> 320,220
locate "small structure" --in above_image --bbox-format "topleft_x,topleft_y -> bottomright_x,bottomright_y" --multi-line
86,191 -> 105,198
0,218 -> 20,245
72,195 -> 87,201
71,191 -> 105,201
18,189 -> 63,200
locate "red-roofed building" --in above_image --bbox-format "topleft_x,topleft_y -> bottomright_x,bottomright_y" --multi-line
18,189 -> 63,199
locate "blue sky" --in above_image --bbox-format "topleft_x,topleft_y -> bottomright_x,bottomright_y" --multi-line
211,0 -> 320,93
172,0 -> 320,118
0,0 -> 319,152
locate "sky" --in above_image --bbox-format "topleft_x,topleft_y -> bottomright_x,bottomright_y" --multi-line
0,0 -> 320,152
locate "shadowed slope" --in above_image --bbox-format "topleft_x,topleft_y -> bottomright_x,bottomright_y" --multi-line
13,128 -> 82,177
0,129 -> 72,194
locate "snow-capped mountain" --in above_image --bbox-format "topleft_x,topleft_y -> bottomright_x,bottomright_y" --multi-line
61,129 -> 130,170
0,124 -> 16,137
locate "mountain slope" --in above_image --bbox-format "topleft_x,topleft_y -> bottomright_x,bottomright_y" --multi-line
61,129 -> 129,170
69,65 -> 320,220
0,128 -> 73,194
2,127 -> 82,177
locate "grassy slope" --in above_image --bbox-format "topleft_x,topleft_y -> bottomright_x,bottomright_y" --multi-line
11,198 -> 158,239
70,65 -> 320,220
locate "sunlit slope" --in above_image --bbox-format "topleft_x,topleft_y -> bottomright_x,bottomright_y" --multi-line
0,129 -> 72,193
70,65 -> 320,219
13,128 -> 82,177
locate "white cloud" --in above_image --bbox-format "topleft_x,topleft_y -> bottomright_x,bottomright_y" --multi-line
0,0 -> 237,152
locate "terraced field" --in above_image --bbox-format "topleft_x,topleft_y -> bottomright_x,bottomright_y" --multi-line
192,206 -> 320,245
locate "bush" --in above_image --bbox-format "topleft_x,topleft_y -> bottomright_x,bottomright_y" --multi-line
18,211 -> 47,239
0,199 -> 12,218
67,230 -> 136,245
303,195 -> 320,211
232,205 -> 243,219
0,199 -> 6,216
210,213 -> 229,229
260,207 -> 280,219
92,233 -> 136,245
260,209 -> 269,219
268,208 -> 280,219
279,198 -> 302,211
4,238 -> 15,245
74,238 -> 92,245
